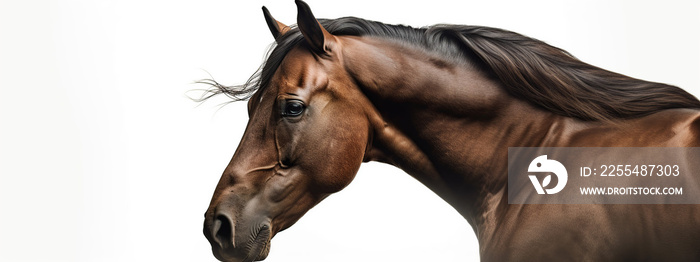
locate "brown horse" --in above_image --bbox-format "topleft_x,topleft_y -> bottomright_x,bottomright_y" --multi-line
201,1 -> 700,261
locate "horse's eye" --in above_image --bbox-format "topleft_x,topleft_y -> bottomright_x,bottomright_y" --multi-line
281,100 -> 305,117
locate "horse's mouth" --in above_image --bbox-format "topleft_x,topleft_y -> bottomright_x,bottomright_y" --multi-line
248,225 -> 271,261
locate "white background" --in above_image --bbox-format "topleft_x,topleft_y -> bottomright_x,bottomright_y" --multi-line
1,0 -> 698,261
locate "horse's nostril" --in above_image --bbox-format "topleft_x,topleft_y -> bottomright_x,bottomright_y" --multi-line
214,214 -> 234,249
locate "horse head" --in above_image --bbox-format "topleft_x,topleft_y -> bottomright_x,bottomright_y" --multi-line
203,1 -> 377,261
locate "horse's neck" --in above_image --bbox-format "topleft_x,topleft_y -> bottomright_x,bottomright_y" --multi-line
341,36 -> 700,250
342,36 -> 568,223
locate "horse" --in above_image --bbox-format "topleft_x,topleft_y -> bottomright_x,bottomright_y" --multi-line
200,1 -> 700,261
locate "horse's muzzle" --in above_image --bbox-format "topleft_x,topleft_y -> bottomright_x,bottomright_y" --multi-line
204,209 -> 272,262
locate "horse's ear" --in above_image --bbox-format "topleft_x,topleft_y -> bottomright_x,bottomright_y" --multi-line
262,6 -> 290,43
295,0 -> 336,55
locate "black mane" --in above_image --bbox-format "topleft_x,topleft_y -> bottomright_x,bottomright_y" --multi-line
199,17 -> 700,120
